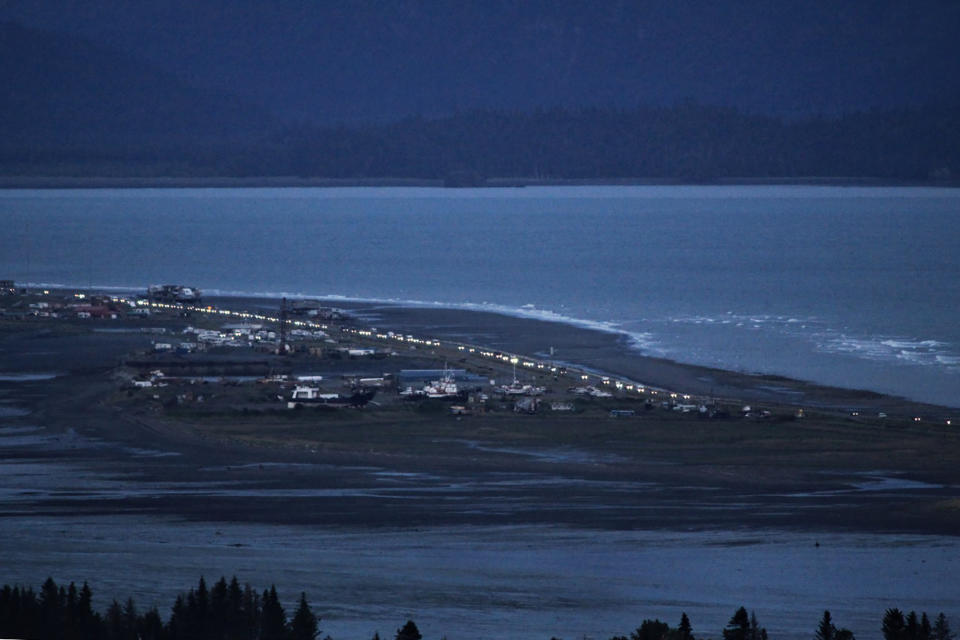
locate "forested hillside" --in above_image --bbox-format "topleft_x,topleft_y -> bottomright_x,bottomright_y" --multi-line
4,103 -> 958,181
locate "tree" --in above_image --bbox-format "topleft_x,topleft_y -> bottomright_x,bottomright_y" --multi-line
291,592 -> 319,640
633,619 -> 671,640
724,608 -> 751,640
675,612 -> 695,640
259,586 -> 287,640
884,608 -> 907,640
210,576 -> 229,640
817,611 -> 836,640
240,583 -> 262,640
138,608 -> 164,640
39,577 -> 64,639
396,620 -> 422,640
907,612 -> 921,640
933,614 -> 953,640
749,611 -> 765,640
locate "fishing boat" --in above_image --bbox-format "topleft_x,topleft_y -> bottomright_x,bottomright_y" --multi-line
287,385 -> 376,408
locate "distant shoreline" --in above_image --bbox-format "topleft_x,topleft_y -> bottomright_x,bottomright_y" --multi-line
10,284 -> 959,413
2,176 -> 958,189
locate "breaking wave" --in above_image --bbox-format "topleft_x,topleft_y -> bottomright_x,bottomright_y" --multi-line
665,312 -> 959,372
819,336 -> 959,369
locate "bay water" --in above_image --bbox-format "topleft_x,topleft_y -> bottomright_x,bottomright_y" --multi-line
1,185 -> 958,405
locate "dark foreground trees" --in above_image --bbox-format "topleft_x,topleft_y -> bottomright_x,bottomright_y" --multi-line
816,610 -> 856,640
1,579 -> 955,640
883,608 -> 953,640
1,577 -> 320,640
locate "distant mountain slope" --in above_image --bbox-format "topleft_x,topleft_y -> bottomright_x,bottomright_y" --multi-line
0,21 -> 273,146
2,1 -> 960,123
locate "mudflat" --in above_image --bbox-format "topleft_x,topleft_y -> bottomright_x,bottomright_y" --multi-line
2,298 -> 958,537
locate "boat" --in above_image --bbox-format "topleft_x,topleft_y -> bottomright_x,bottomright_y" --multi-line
401,369 -> 467,401
498,362 -> 545,396
287,385 -> 376,408
498,380 -> 545,396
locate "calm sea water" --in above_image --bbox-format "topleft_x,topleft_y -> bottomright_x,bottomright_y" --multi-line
1,186 -> 958,406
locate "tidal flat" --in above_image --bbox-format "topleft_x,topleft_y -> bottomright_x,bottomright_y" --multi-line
1,301 -> 958,640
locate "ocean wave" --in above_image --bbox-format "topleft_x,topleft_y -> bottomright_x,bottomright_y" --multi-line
819,335 -> 959,369
667,313 -> 822,331
664,312 -> 959,372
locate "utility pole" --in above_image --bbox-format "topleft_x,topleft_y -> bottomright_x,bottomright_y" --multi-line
278,297 -> 288,355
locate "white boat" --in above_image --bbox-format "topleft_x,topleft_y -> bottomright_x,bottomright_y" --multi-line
287,385 -> 376,408
423,371 -> 462,399
401,368 -> 467,400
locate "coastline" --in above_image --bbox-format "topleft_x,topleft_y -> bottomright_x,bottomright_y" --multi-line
2,175 -> 958,189
223,295 -> 957,417
8,284 -> 957,415
3,288 -> 960,639
1,293 -> 958,539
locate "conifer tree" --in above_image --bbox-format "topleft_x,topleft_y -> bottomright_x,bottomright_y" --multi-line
396,619 -> 423,640
78,582 -> 101,640
676,612 -> 695,640
907,612 -> 921,640
39,577 -> 64,639
260,585 -> 288,640
291,592 -> 319,640
210,576 -> 229,640
241,583 -> 262,640
933,614 -> 953,640
749,612 -> 763,640
632,619 -> 671,640
138,607 -> 165,640
723,608 -> 752,640
817,611 -> 836,640
884,608 -> 907,640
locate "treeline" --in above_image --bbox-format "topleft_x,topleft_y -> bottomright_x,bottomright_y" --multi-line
2,103 -> 959,181
0,576 -> 326,640
1,577 -> 956,640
